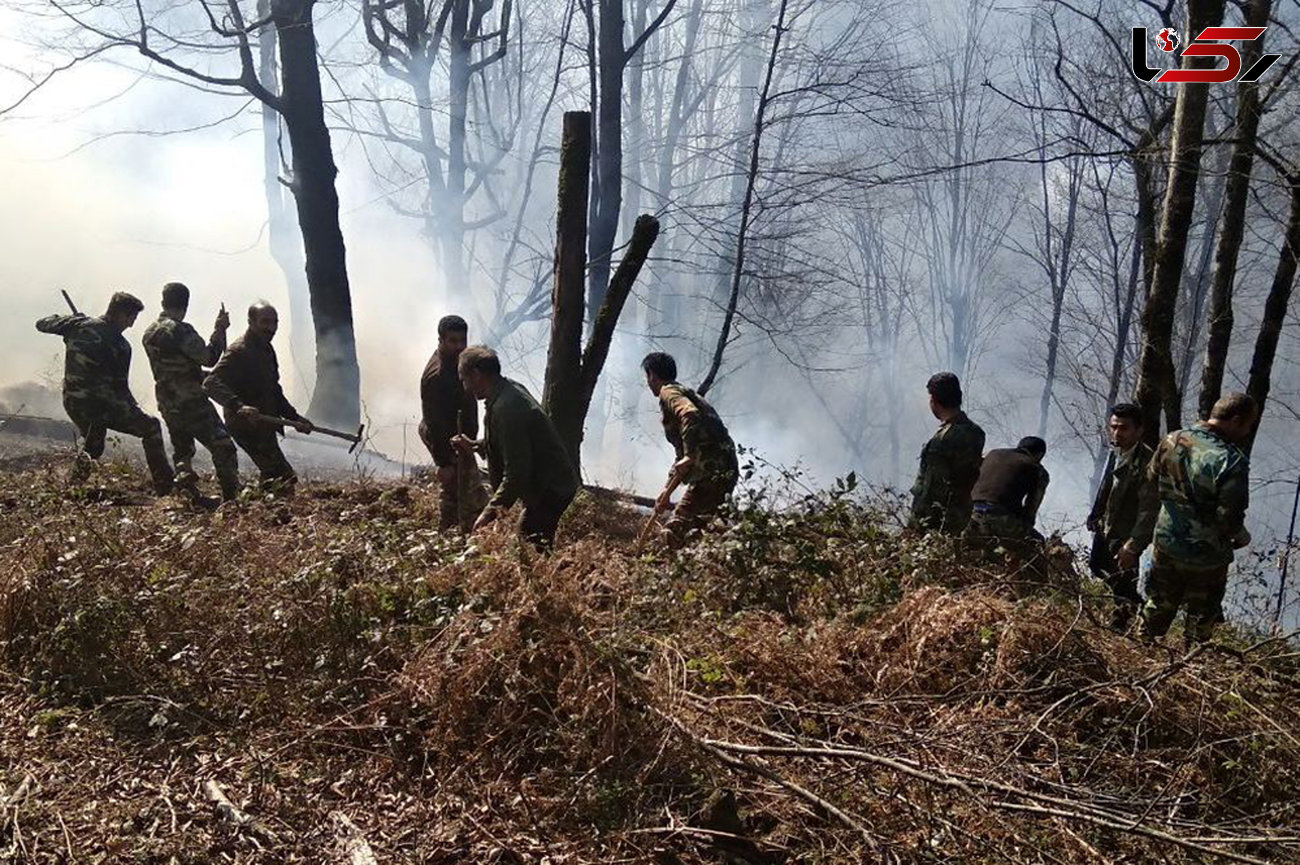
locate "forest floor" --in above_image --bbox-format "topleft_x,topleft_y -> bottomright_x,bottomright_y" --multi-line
0,453 -> 1299,864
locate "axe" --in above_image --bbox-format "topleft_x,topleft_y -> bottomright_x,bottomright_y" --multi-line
255,413 -> 366,454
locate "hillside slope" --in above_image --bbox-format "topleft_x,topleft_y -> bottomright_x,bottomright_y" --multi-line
0,457 -> 1298,864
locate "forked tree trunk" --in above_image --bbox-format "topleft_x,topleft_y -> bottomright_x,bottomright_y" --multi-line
544,111 -> 592,467
1198,0 -> 1272,419
1133,0 -> 1227,441
1244,176 -> 1300,452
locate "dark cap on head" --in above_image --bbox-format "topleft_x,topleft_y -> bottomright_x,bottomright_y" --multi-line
641,352 -> 677,382
106,291 -> 144,317
1017,436 -> 1047,457
161,282 -> 190,309
458,344 -> 501,378
926,372 -> 963,409
438,314 -> 469,337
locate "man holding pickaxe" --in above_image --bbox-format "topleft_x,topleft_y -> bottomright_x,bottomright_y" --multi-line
36,291 -> 176,493
641,352 -> 739,549
142,282 -> 241,503
203,302 -> 313,494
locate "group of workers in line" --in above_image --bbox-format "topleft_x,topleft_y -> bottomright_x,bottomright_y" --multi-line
36,289 -> 1257,642
907,372 -> 1257,644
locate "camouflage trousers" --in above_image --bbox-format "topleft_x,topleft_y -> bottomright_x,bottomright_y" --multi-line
518,487 -> 576,552
1141,559 -> 1229,645
666,472 -> 737,550
162,400 -> 240,500
228,420 -> 297,494
1089,532 -> 1143,629
965,509 -> 1047,583
65,394 -> 173,493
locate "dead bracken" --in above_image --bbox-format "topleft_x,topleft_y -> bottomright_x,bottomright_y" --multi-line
0,455 -> 1298,863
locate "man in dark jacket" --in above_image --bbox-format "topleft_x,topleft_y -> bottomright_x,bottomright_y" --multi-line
451,346 -> 578,551
908,372 -> 986,534
36,291 -> 174,493
419,315 -> 485,532
202,302 -> 312,493
1086,403 -> 1157,630
966,436 -> 1050,542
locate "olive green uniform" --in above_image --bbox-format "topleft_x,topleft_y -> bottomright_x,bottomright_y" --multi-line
142,312 -> 240,499
909,412 -> 985,534
483,378 -> 579,550
35,313 -> 174,493
203,333 -> 304,493
657,383 -> 739,549
1086,442 -> 1157,627
1130,424 -> 1251,643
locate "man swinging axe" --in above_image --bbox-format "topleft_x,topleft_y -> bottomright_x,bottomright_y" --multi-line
203,301 -> 314,494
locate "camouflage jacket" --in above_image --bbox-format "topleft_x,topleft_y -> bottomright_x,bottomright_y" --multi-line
202,333 -> 303,423
1131,423 -> 1250,568
909,412 -> 985,533
420,350 -> 478,467
142,312 -> 226,412
35,313 -> 136,405
483,378 -> 578,510
658,383 -> 739,487
1088,441 -> 1157,549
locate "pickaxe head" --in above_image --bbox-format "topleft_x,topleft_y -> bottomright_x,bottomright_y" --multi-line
348,423 -> 366,454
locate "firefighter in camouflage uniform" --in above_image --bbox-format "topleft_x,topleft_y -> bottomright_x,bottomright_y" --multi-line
35,291 -> 175,493
142,282 -> 241,501
642,352 -> 739,549
1129,392 -> 1258,645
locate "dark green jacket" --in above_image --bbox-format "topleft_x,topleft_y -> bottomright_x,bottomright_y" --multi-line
909,411 -> 985,534
1088,441 -> 1157,551
484,378 -> 578,509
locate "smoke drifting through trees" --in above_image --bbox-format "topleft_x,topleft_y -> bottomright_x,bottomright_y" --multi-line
1,0 -> 1299,626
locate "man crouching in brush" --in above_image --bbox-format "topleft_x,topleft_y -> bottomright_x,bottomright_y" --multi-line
642,352 -> 739,549
451,346 -> 577,551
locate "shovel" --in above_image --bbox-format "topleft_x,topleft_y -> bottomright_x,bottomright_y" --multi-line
255,413 -> 366,454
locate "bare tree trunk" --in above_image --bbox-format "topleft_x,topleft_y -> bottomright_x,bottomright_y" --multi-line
276,0 -> 360,427
544,112 -> 592,469
1175,136 -> 1225,398
1133,0 -> 1226,440
1244,175 -> 1300,452
1198,0 -> 1272,420
442,0 -> 471,293
1036,156 -> 1081,439
256,0 -> 313,397
698,0 -> 790,396
587,0 -> 626,319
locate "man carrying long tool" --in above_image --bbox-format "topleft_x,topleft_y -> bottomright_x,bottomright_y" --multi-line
36,291 -> 175,493
142,282 -> 241,503
641,352 -> 739,549
419,315 -> 485,532
203,302 -> 313,494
